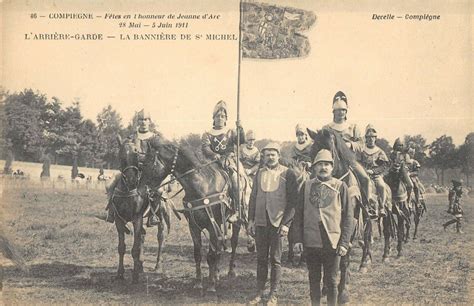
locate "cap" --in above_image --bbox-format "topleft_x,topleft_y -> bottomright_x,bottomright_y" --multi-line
261,142 -> 280,154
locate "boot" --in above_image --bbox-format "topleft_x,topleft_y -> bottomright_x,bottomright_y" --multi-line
105,198 -> 115,223
249,290 -> 265,304
456,222 -> 463,234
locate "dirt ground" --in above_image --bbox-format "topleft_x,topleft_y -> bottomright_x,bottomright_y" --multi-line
1,178 -> 472,304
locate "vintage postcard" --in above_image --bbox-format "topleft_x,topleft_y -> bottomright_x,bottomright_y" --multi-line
1,0 -> 472,304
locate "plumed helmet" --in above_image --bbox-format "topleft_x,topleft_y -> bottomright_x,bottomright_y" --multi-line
246,130 -> 256,141
137,109 -> 151,120
213,100 -> 228,118
365,124 -> 377,137
295,123 -> 308,135
332,91 -> 348,110
312,149 -> 334,166
262,142 -> 280,154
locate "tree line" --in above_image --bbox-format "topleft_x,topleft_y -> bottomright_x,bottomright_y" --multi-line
1,88 -> 472,186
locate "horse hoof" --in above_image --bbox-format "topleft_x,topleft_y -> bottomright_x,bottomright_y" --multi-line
396,253 -> 403,259
412,236 -> 417,240
114,274 -> 125,281
382,257 -> 390,263
193,282 -> 203,290
338,290 -> 350,304
207,286 -> 217,293
359,266 -> 368,274
228,270 -> 236,278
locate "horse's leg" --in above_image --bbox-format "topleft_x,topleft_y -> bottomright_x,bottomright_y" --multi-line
115,221 -> 126,280
131,218 -> 144,283
382,215 -> 391,263
404,212 -> 410,243
359,220 -> 370,273
206,232 -> 221,293
397,212 -> 404,258
154,222 -> 166,272
188,221 -> 203,290
413,207 -> 420,240
287,223 -> 295,265
228,223 -> 240,278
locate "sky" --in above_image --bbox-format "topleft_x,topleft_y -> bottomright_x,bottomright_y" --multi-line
2,0 -> 473,145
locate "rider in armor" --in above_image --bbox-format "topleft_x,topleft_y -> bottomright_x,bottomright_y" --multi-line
239,130 -> 260,180
104,109 -> 163,227
357,124 -> 390,217
201,100 -> 246,223
291,123 -> 313,170
406,146 -> 425,206
323,91 -> 377,217
389,138 -> 414,204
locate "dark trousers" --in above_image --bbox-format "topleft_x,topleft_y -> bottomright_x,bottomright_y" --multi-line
256,224 -> 282,294
306,247 -> 340,306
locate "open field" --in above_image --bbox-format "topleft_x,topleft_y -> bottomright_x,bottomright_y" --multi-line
0,178 -> 473,304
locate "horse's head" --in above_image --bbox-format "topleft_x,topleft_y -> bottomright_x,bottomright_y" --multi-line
307,128 -> 355,178
117,135 -> 140,190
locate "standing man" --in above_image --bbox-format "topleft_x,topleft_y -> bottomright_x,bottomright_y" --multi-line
202,100 -> 246,223
104,109 -> 163,227
292,149 -> 354,306
444,179 -> 464,233
248,142 -> 298,305
357,124 -> 391,217
240,130 -> 261,180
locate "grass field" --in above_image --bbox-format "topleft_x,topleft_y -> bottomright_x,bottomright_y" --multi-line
1,178 -> 472,304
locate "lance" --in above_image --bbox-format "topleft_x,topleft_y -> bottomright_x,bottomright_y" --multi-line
235,0 -> 244,221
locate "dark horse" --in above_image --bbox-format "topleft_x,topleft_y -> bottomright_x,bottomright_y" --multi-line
152,142 -> 250,292
111,136 -> 170,282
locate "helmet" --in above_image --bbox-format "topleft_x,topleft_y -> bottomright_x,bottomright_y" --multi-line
137,109 -> 151,120
246,130 -> 256,141
393,138 -> 403,150
312,149 -> 333,165
332,91 -> 348,110
365,124 -> 377,137
213,100 -> 228,118
295,123 -> 308,135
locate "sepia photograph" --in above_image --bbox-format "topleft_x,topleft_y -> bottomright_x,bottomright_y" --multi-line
1,0 -> 472,304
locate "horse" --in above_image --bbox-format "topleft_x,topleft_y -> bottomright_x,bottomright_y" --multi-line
279,157 -> 310,266
111,136 -> 170,282
307,128 -> 403,303
383,164 -> 412,259
152,142 -> 250,292
405,176 -> 427,240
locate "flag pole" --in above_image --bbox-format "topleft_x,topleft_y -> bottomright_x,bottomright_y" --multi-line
236,0 -> 243,221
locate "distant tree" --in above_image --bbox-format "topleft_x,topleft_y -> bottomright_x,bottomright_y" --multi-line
376,137 -> 391,156
403,134 -> 428,165
456,132 -> 474,187
97,105 -> 123,169
427,135 -> 456,185
4,89 -> 47,161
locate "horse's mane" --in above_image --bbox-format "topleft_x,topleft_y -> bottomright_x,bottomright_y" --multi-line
311,128 -> 358,168
159,142 -> 218,179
